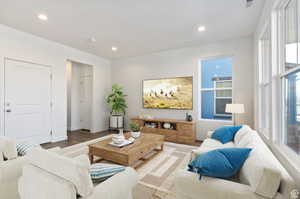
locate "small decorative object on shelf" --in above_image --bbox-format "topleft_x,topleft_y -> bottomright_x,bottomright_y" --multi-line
163,122 -> 171,129
185,112 -> 193,121
130,122 -> 141,138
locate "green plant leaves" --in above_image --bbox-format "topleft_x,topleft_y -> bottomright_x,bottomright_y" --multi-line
106,84 -> 128,114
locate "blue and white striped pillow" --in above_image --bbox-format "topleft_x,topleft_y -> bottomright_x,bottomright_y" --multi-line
90,163 -> 125,183
16,141 -> 40,156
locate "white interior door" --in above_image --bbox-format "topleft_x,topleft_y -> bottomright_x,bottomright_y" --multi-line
4,59 -> 52,143
79,75 -> 92,130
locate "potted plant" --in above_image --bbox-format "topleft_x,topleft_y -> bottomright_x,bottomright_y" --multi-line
106,84 -> 128,129
129,122 -> 141,138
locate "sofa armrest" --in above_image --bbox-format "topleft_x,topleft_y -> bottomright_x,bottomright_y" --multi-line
207,131 -> 214,138
174,169 -> 266,199
48,146 -> 62,153
86,167 -> 138,199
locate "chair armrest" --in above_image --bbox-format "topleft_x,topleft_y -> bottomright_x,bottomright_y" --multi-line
0,156 -> 28,183
87,167 -> 138,199
174,169 -> 265,199
19,164 -> 77,199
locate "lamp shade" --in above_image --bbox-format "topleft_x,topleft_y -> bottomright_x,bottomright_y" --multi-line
225,104 -> 245,114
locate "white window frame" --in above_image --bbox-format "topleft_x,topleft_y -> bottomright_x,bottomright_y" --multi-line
270,0 -> 300,167
213,80 -> 233,117
258,23 -> 272,139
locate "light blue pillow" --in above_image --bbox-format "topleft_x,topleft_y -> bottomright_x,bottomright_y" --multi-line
188,148 -> 252,179
211,126 -> 242,144
90,163 -> 125,183
16,141 -> 40,156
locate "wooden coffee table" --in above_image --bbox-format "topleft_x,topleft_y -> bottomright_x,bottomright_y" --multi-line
88,133 -> 164,167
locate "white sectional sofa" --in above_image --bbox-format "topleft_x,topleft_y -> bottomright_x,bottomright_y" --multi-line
174,125 -> 297,199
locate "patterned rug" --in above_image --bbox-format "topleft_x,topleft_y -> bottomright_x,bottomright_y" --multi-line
61,138 -> 198,199
133,142 -> 197,199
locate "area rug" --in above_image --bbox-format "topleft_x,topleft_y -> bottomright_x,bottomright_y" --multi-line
133,142 -> 197,199
61,138 -> 198,199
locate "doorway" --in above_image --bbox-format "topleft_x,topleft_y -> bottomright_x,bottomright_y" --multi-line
4,58 -> 52,144
67,61 -> 93,133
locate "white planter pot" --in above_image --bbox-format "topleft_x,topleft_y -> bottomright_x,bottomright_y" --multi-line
110,115 -> 124,128
131,131 -> 141,138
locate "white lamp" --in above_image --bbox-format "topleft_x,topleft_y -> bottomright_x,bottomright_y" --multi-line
225,104 -> 245,125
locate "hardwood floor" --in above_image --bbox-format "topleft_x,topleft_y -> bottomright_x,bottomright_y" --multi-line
41,130 -> 116,149
41,130 -> 202,149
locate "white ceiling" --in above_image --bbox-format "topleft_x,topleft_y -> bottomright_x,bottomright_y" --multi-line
0,0 -> 265,59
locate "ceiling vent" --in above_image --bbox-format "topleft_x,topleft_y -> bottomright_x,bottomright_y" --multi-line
246,0 -> 254,8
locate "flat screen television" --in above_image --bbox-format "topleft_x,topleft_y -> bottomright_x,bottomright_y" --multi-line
143,76 -> 193,110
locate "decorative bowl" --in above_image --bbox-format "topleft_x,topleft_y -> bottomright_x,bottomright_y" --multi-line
131,131 -> 140,138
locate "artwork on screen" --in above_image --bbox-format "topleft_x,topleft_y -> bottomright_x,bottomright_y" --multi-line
143,76 -> 193,109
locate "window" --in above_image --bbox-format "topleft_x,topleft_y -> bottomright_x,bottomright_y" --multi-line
282,0 -> 300,155
200,58 -> 233,120
258,25 -> 272,138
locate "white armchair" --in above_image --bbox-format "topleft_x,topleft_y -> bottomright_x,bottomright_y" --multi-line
18,148 -> 138,199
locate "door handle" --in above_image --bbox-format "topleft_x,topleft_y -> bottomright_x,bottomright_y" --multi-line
6,109 -> 11,113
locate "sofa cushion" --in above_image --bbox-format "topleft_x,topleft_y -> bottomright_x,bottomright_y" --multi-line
0,136 -> 18,160
188,148 -> 252,179
27,148 -> 93,197
211,126 -> 242,144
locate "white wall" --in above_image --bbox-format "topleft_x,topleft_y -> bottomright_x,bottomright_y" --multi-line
111,36 -> 254,140
0,24 -> 111,142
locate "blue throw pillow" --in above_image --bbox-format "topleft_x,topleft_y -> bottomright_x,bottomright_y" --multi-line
211,126 -> 242,144
188,148 -> 252,179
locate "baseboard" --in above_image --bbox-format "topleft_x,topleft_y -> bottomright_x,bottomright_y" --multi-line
51,135 -> 67,142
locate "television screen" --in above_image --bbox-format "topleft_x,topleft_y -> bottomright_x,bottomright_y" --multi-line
143,76 -> 193,109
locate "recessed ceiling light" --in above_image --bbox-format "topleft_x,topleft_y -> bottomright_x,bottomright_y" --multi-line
89,37 -> 97,43
38,14 -> 48,21
198,26 -> 206,32
112,46 -> 118,52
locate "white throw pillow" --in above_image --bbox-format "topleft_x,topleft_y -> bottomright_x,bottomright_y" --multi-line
235,130 -> 257,148
0,151 -> 3,162
27,148 -> 94,197
239,144 -> 282,198
234,125 -> 251,145
0,136 -> 18,160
